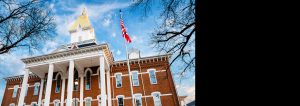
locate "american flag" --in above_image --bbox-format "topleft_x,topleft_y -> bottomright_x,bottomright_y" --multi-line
120,10 -> 132,43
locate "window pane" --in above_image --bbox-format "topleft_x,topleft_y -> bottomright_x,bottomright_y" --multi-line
150,70 -> 157,84
86,99 -> 91,106
56,75 -> 61,93
153,94 -> 161,106
116,74 -> 122,87
117,97 -> 124,106
135,95 -> 142,106
13,86 -> 18,97
34,84 -> 39,95
86,71 -> 91,90
132,72 -> 139,86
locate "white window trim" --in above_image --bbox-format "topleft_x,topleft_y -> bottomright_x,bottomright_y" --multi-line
85,97 -> 92,106
53,99 -> 60,106
12,85 -> 19,98
151,92 -> 162,106
116,95 -> 125,106
85,68 -> 93,90
131,71 -> 139,86
97,95 -> 101,106
147,69 -> 158,84
9,103 -> 15,106
33,82 -> 40,95
55,73 -> 62,93
134,93 -> 143,106
31,102 -> 37,106
72,98 -> 80,106
115,73 -> 122,88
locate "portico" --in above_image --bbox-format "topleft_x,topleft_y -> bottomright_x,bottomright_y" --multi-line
18,44 -> 113,106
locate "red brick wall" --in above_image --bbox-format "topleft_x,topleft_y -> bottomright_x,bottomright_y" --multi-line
1,58 -> 179,106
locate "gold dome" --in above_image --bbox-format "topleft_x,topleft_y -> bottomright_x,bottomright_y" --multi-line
69,8 -> 92,32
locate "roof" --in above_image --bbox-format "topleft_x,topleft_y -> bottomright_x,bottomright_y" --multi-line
3,73 -> 39,81
69,8 -> 92,32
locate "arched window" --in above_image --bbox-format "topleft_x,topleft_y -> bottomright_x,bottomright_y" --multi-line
85,97 -> 92,106
53,100 -> 60,106
33,83 -> 40,95
31,102 -> 37,106
74,69 -> 79,91
55,74 -> 62,93
116,95 -> 124,106
9,103 -> 15,106
85,69 -> 92,90
151,92 -> 162,106
72,98 -> 79,106
134,94 -> 142,106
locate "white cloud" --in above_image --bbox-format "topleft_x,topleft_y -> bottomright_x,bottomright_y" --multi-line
116,50 -> 121,55
102,18 -> 112,27
42,40 -> 59,54
112,32 -> 116,37
132,36 -> 137,41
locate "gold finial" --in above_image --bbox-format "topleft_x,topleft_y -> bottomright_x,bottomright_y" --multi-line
82,7 -> 87,15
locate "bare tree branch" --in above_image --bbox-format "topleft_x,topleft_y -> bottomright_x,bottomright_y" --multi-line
0,0 -> 56,55
131,0 -> 195,80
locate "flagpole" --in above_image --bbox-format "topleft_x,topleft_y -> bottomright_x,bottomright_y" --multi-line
120,10 -> 135,106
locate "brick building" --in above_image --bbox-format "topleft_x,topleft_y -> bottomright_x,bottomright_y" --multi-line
1,8 -> 179,106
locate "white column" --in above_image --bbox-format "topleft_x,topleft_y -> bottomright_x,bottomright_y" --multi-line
66,60 -> 75,106
99,54 -> 106,106
44,63 -> 54,106
18,68 -> 29,106
38,79 -> 44,106
106,70 -> 112,106
61,78 -> 66,106
80,74 -> 84,106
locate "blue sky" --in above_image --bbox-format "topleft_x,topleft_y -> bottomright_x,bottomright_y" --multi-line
0,0 -> 195,104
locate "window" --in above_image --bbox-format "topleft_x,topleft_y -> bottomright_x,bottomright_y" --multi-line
53,100 -> 60,106
31,102 -> 37,106
33,83 -> 40,95
134,94 -> 142,106
116,95 -> 124,106
115,73 -> 122,88
97,95 -> 101,106
152,92 -> 162,106
12,85 -> 18,98
85,70 -> 92,90
132,71 -> 139,86
9,103 -> 15,106
25,84 -> 29,96
74,70 -> 79,91
85,98 -> 92,106
149,69 -> 157,84
56,74 -> 61,93
72,99 -> 79,106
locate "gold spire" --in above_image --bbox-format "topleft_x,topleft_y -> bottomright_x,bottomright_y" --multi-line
69,7 -> 92,32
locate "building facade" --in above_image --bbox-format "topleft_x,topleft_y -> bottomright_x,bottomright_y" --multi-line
1,8 -> 179,106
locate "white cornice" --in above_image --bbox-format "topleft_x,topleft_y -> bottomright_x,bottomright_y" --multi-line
21,44 -> 107,64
